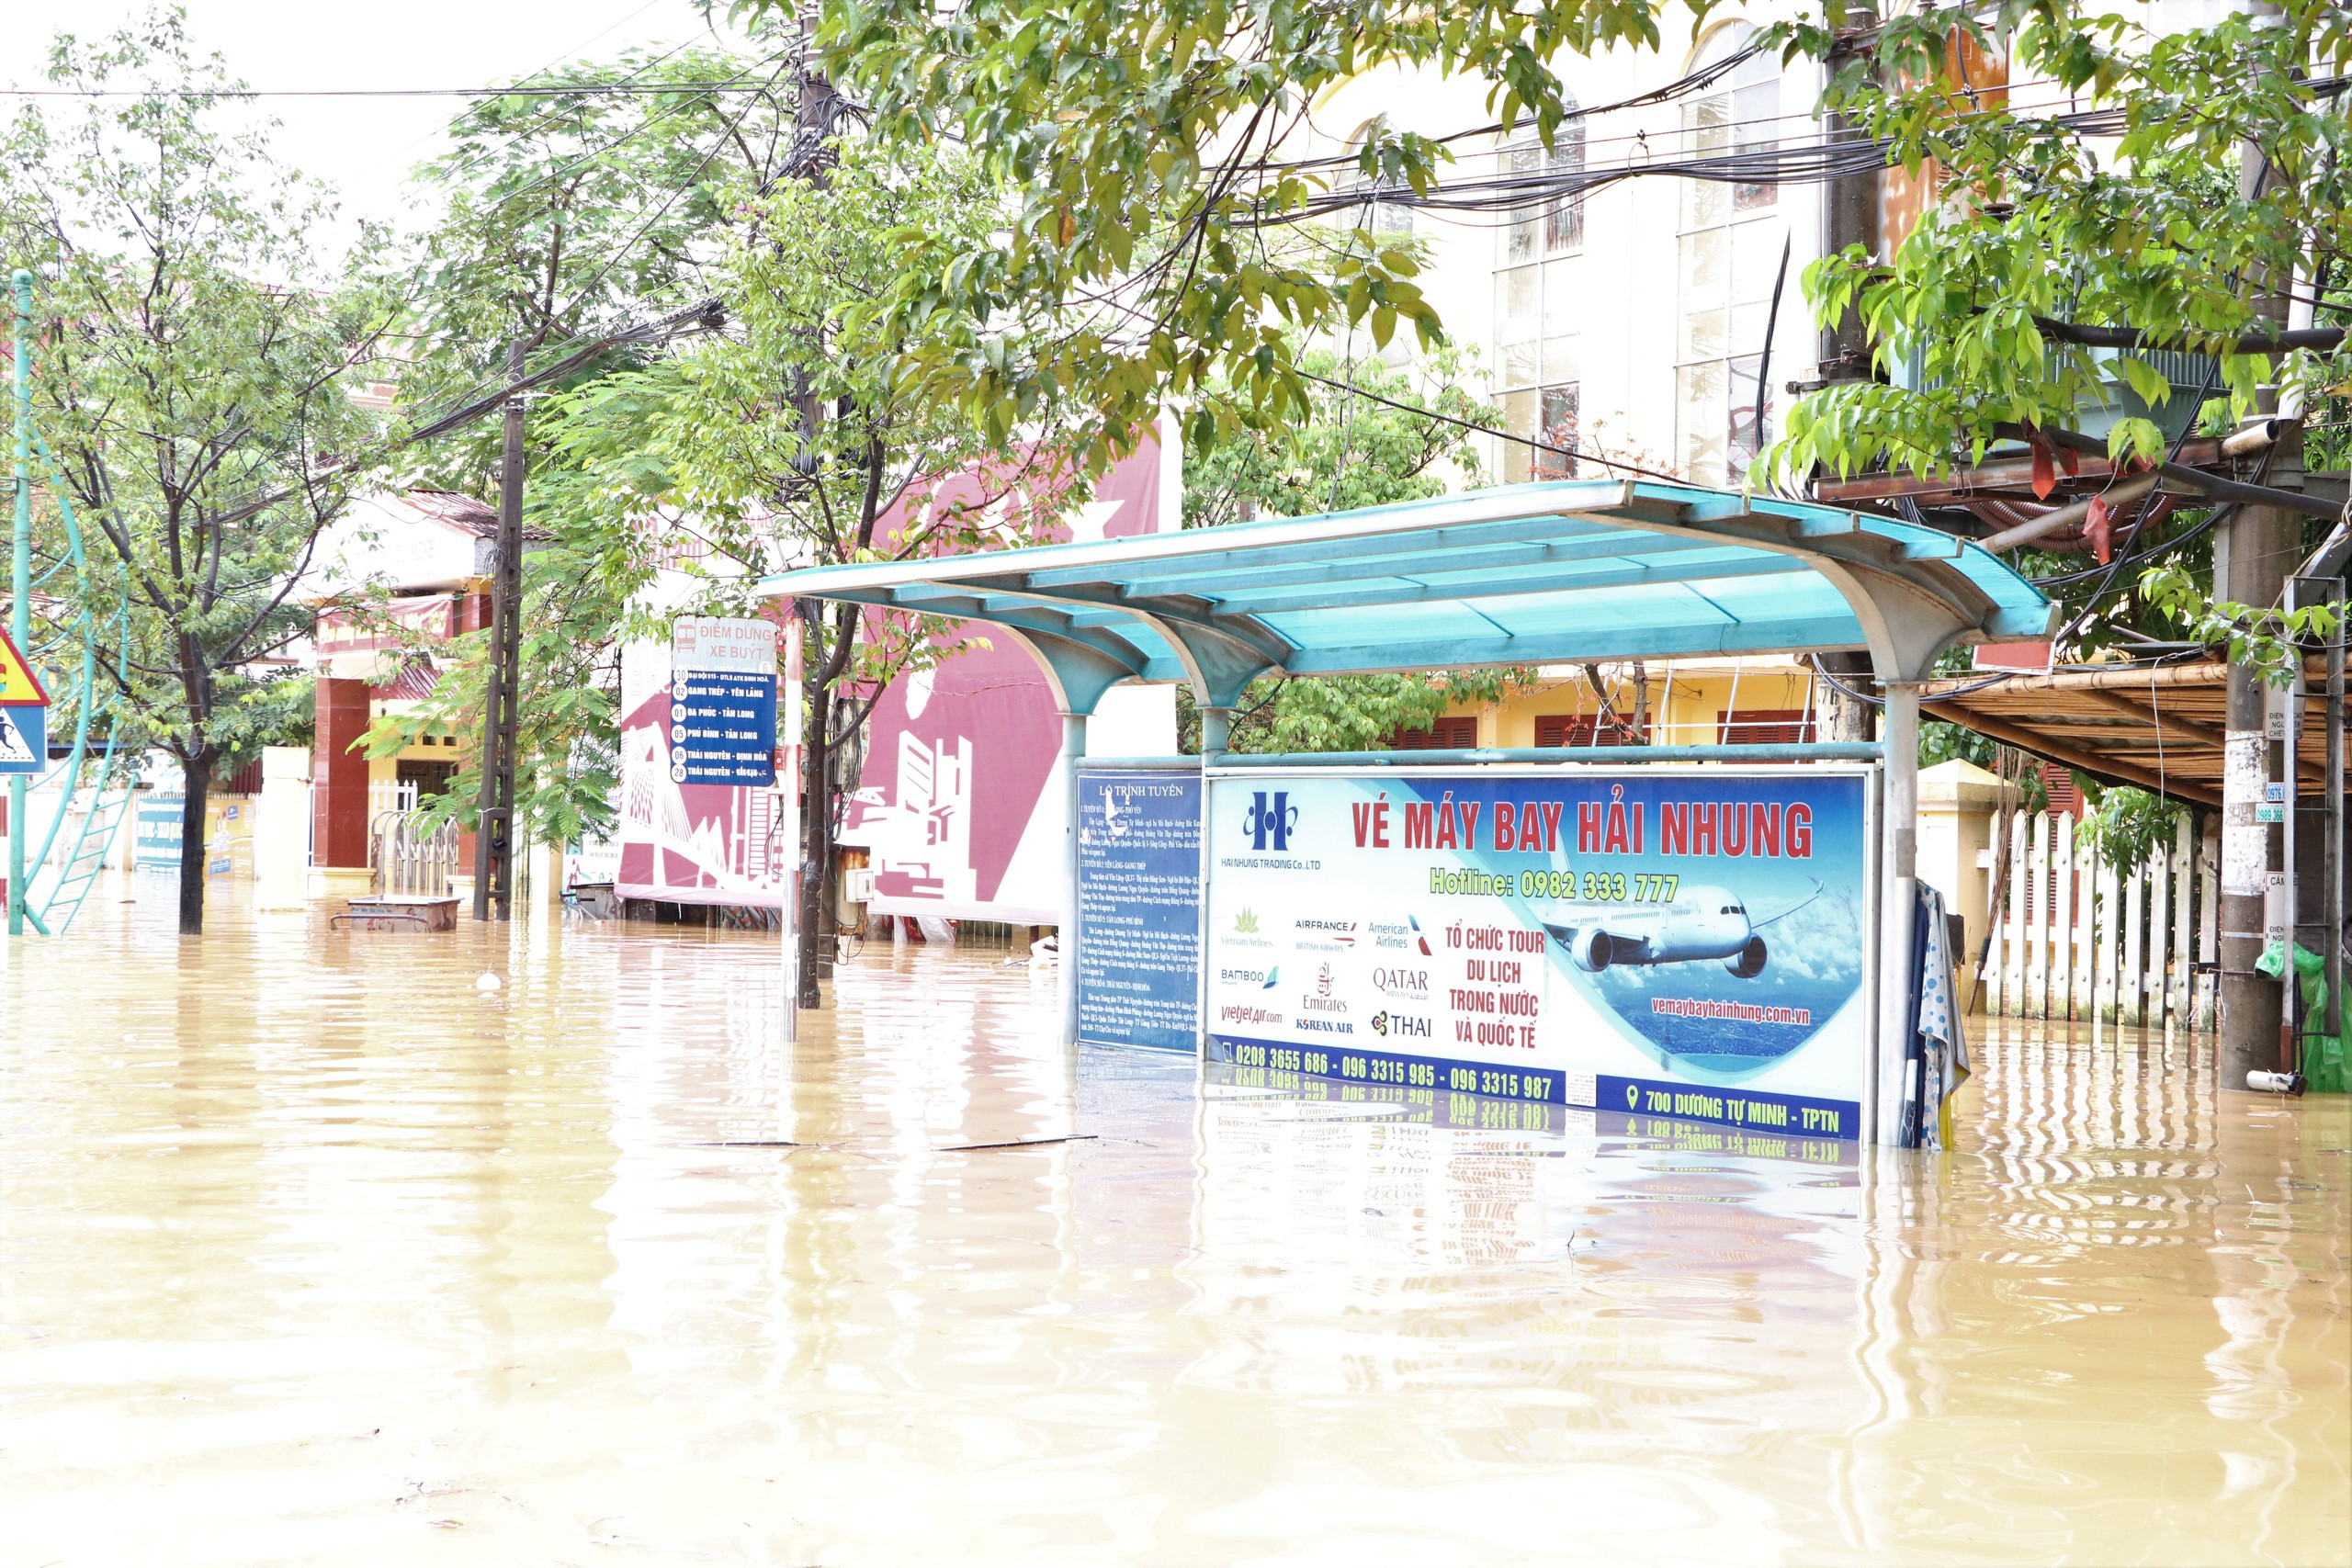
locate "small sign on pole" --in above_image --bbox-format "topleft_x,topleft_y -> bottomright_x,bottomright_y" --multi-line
0,702 -> 41,775
670,616 -> 778,788
0,626 -> 46,776
0,626 -> 49,707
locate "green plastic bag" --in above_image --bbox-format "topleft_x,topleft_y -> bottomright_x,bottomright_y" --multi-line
2256,941 -> 2351,1094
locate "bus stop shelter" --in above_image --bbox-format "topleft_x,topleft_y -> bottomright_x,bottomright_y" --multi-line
761,479 -> 2052,1144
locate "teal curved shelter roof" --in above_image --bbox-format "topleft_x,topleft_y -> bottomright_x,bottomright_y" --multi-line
758,479 -> 2052,714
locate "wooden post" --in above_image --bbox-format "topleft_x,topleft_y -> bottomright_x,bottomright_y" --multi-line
2052,819 -> 2075,1022
1994,808 -> 2013,1020
2013,808 -> 2031,1020
2124,862 -> 2147,1028
2171,816 -> 2195,1029
2107,846 -> 2126,1029
2029,812 -> 2052,1019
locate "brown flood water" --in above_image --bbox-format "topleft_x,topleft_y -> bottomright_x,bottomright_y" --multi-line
2,881 -> 2346,1565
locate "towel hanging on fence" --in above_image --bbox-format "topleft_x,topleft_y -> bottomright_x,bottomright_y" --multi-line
1904,885 -> 1973,1148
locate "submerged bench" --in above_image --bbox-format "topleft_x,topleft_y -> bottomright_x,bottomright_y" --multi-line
331,896 -> 460,932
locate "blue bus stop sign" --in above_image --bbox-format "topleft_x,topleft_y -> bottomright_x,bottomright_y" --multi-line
0,704 -> 42,775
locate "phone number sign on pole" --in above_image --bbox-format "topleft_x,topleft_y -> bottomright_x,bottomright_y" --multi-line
670,616 -> 778,787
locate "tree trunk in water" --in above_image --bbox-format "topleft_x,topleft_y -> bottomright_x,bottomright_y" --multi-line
797,664 -> 831,1010
176,755 -> 211,935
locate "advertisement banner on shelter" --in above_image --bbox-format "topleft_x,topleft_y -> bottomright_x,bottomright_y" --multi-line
1203,767 -> 1873,1140
1075,767 -> 1203,1052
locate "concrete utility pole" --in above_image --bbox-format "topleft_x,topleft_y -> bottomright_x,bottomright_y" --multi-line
2215,10 -> 2301,1084
471,340 -> 528,922
791,7 -> 839,1008
1814,10 -> 1883,742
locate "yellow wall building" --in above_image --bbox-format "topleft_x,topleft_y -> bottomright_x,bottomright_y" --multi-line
1410,656 -> 1820,750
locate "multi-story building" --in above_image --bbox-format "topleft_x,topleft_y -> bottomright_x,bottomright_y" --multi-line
1286,17 -> 1873,749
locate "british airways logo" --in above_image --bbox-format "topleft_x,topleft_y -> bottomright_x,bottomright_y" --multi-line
1241,790 -> 1298,852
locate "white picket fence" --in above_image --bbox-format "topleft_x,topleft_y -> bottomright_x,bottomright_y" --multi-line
1979,811 -> 2214,1029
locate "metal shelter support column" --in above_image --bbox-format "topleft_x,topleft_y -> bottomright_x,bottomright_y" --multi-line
1058,712 -> 1087,1044
1198,706 -> 1231,756
1876,682 -> 1921,1142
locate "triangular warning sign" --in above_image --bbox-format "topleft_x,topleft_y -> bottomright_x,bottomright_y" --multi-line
0,626 -> 48,706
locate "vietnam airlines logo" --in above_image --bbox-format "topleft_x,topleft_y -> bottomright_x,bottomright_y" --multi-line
1233,908 -> 1261,935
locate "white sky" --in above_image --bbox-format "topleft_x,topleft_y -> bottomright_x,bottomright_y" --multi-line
3,0 -> 745,246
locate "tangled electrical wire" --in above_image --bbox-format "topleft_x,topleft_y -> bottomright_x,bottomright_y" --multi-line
1261,71 -> 2350,228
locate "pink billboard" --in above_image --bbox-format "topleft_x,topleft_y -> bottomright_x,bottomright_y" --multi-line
610,434 -> 1174,913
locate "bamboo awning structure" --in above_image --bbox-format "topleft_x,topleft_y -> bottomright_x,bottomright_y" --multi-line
1920,659 -> 2340,807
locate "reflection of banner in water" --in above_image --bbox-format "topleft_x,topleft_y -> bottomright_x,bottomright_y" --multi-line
613,655 -> 788,907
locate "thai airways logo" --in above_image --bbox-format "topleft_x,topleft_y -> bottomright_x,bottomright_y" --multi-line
1372,1011 -> 1432,1039
1241,790 -> 1298,852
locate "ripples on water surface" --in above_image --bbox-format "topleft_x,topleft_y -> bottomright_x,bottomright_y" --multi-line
1,883 -> 2344,1565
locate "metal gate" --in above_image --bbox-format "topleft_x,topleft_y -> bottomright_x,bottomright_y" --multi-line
373,810 -> 460,897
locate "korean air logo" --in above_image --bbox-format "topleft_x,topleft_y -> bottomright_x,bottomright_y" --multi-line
1242,790 -> 1298,852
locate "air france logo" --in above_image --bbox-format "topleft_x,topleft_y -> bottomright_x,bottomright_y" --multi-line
1242,790 -> 1298,852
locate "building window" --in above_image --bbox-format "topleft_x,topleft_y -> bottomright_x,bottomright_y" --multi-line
1536,713 -> 1646,747
1717,706 -> 1813,744
1341,116 -> 1415,236
1493,107 -> 1586,484
1386,716 -> 1479,750
1677,24 -> 1784,485
1499,114 -> 1587,262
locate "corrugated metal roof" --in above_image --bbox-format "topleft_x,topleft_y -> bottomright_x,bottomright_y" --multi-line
757,479 -> 2052,713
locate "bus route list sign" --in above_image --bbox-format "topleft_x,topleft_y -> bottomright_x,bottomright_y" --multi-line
670,615 -> 778,788
1076,768 -> 1203,1053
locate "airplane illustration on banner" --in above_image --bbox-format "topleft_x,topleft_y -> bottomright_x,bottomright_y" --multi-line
1538,881 -> 1823,979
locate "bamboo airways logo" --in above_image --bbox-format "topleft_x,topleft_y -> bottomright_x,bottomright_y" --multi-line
1241,791 -> 1298,852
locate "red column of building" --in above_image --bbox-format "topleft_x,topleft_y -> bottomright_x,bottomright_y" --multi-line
312,677 -> 373,869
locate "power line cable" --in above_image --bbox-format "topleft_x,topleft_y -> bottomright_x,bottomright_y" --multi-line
0,79 -> 790,99
1290,365 -> 1687,486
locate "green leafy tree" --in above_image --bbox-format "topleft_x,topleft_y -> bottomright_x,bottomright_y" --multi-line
1759,2 -> 2351,671
1179,344 -> 1534,750
1,10 -> 387,933
1768,1 -> 2352,481
789,0 -> 1717,456
369,43 -> 806,848
591,142 -> 1102,1003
